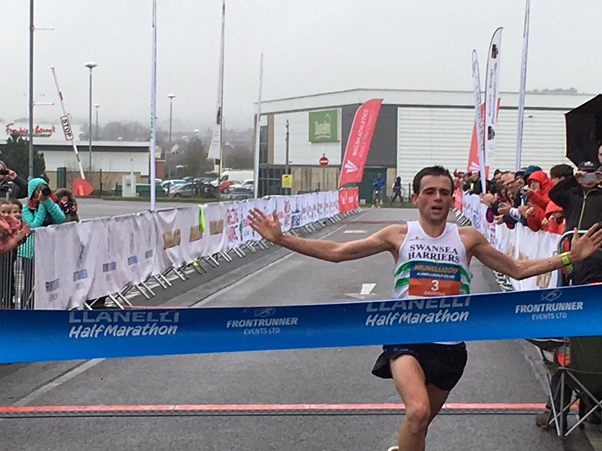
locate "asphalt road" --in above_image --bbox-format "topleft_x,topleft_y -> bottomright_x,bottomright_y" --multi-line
1,208 -> 599,451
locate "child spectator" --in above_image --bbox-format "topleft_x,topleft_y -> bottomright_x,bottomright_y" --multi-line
525,170 -> 553,210
0,199 -> 29,308
10,199 -> 22,221
55,189 -> 80,222
0,199 -> 27,254
540,202 -> 565,234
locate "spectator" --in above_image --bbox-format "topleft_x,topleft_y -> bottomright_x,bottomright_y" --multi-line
549,160 -> 602,285
0,199 -> 27,255
540,202 -> 565,234
9,199 -> 22,221
18,179 -> 65,305
372,173 -> 386,208
525,170 -> 552,210
55,189 -> 80,222
0,161 -> 27,199
390,176 -> 403,205
520,170 -> 554,231
549,164 -> 574,186
0,199 -> 29,308
464,172 -> 483,194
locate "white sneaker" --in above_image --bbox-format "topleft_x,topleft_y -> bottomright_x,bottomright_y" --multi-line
387,447 -> 399,451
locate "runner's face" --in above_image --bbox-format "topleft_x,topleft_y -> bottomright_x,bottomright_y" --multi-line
412,175 -> 453,223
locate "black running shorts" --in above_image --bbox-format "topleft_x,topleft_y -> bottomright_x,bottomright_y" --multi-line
371,342 -> 468,391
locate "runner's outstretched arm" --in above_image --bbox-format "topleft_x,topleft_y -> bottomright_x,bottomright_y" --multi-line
248,208 -> 396,263
468,224 -> 602,280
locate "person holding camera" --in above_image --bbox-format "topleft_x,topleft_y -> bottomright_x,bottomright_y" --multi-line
17,178 -> 65,305
55,189 -> 80,223
0,160 -> 27,199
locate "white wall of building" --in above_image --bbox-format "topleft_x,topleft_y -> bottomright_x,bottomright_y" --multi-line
42,150 -> 149,176
273,110 -> 342,166
396,106 -> 569,185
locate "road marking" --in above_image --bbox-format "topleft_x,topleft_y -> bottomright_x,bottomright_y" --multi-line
0,402 -> 575,413
360,283 -> 376,295
8,359 -> 105,408
343,230 -> 367,234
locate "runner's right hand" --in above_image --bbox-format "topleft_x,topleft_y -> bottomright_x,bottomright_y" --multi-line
248,208 -> 283,243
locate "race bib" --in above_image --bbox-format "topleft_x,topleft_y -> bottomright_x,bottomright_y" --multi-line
408,261 -> 462,297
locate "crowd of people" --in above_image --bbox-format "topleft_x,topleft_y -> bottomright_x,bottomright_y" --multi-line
456,145 -> 602,428
0,160 -> 80,308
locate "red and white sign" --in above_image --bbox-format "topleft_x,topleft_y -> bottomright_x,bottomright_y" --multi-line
338,188 -> 359,212
5,122 -> 56,138
319,155 -> 329,167
60,115 -> 74,141
338,99 -> 382,188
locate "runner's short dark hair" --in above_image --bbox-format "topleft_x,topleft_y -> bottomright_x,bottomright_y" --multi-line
413,166 -> 454,194
550,164 -> 574,180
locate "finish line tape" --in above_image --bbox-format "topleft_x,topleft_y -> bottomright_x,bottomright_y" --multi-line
1,284 -> 601,364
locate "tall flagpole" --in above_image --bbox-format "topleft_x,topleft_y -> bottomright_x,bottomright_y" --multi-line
149,0 -> 157,210
217,0 -> 226,200
253,53 -> 264,199
515,0 -> 530,172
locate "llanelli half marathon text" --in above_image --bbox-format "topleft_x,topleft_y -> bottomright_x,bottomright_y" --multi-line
365,297 -> 470,326
68,310 -> 179,339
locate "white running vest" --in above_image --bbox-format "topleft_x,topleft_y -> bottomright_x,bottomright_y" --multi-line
393,221 -> 472,345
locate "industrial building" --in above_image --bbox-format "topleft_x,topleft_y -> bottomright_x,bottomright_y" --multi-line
257,88 -> 594,202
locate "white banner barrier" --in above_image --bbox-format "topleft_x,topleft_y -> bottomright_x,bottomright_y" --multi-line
461,193 -> 558,291
34,192 -> 341,310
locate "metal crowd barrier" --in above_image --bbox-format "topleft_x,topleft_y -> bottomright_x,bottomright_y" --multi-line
5,204 -> 360,311
0,248 -> 35,310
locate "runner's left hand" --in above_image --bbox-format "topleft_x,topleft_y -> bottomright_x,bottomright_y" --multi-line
248,208 -> 283,243
568,224 -> 602,263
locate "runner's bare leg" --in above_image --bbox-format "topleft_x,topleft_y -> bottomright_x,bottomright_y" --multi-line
390,355 -> 450,451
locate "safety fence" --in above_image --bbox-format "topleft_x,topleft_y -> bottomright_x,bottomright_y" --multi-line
1,189 -> 359,311
458,193 -> 559,291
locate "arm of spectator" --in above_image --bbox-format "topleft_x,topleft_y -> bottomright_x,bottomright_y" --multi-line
549,175 -> 578,207
22,203 -> 48,228
11,175 -> 28,199
525,205 -> 544,232
508,207 -> 522,222
528,190 -> 551,210
0,236 -> 18,255
41,198 -> 66,224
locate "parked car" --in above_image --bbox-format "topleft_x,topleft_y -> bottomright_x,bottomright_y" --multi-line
221,186 -> 254,200
169,182 -> 217,198
161,179 -> 186,193
220,179 -> 240,192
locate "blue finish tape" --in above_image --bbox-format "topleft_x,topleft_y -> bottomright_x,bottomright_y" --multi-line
1,285 -> 600,363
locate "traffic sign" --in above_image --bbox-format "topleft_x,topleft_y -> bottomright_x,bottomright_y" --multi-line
319,155 -> 329,167
282,174 -> 292,189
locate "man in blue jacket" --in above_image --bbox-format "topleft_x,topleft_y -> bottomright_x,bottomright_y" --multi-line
372,173 -> 386,208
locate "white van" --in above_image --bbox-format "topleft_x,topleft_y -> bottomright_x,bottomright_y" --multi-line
211,170 -> 254,186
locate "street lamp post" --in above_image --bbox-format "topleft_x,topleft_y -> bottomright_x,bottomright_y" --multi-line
85,62 -> 97,175
167,93 -> 175,179
94,103 -> 100,140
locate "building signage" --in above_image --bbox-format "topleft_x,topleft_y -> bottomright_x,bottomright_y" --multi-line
5,122 -> 57,138
308,110 -> 338,143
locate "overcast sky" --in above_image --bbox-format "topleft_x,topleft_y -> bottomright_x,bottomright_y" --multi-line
2,0 -> 601,132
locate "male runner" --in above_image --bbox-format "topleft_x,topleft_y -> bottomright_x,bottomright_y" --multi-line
248,166 -> 602,451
